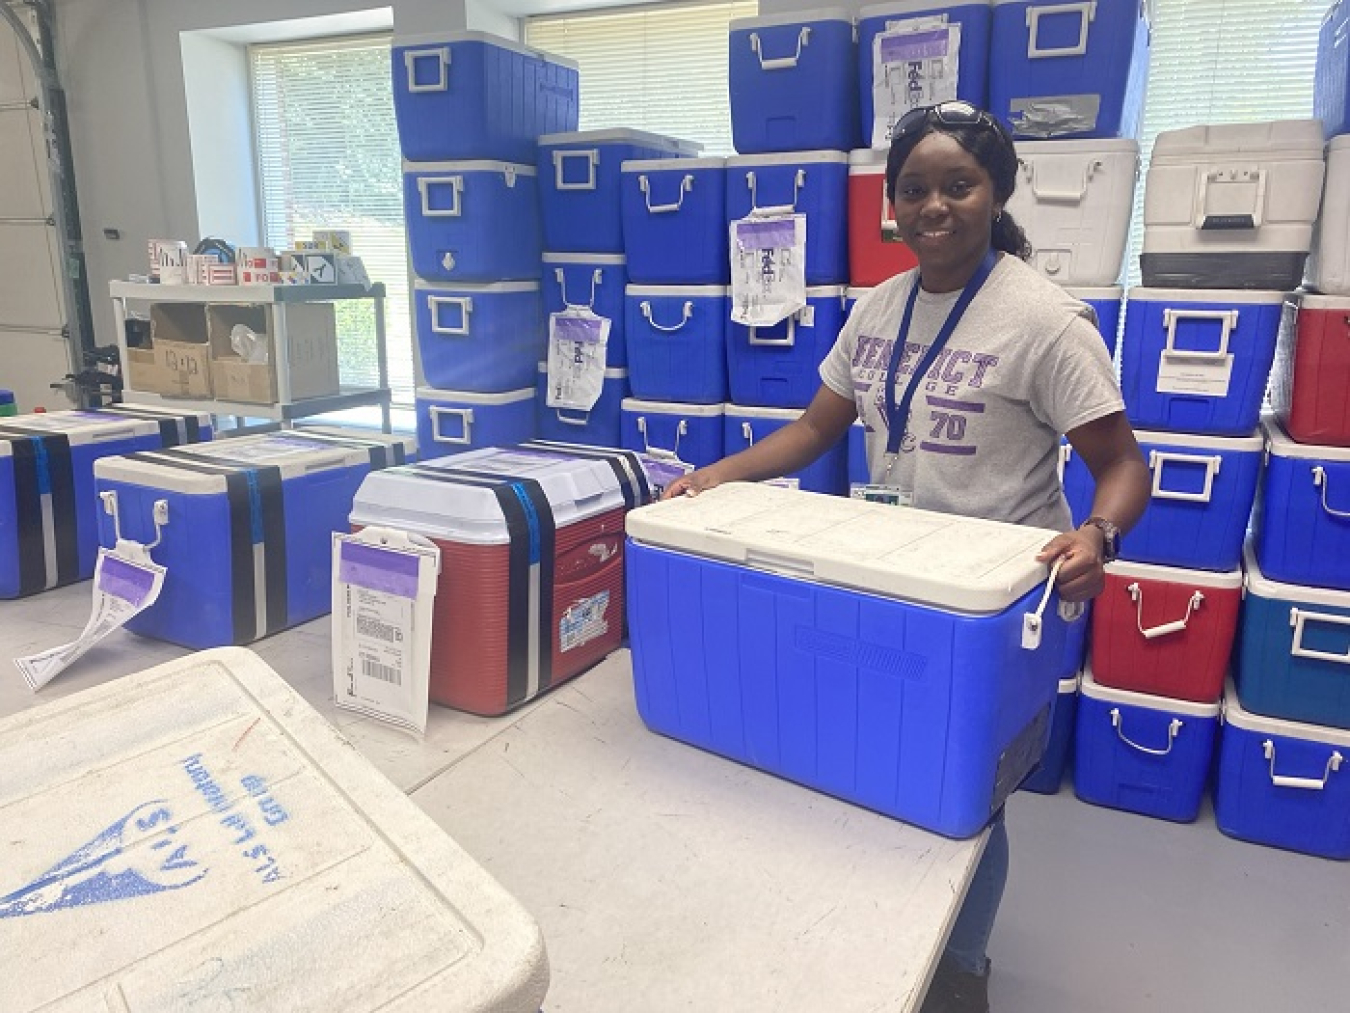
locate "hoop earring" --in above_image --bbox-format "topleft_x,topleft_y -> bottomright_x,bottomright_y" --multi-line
994,210 -> 1004,223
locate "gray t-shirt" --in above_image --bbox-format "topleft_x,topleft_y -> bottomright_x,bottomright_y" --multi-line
819,254 -> 1124,531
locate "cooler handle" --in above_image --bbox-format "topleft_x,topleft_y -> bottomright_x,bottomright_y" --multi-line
1057,442 -> 1072,482
555,407 -> 592,427
740,421 -> 756,446
404,47 -> 450,93
1289,608 -> 1350,666
637,415 -> 687,458
1313,466 -> 1350,520
429,296 -> 472,336
553,148 -> 599,191
418,176 -> 463,218
1263,741 -> 1344,791
1196,167 -> 1267,230
556,267 -> 604,310
1163,308 -> 1237,360
100,491 -> 170,552
1148,450 -> 1221,503
1021,158 -> 1101,203
749,26 -> 811,71
1026,2 -> 1097,59
1110,709 -> 1183,756
749,315 -> 797,347
1128,582 -> 1204,640
639,174 -> 695,214
747,169 -> 806,214
640,300 -> 694,333
430,406 -> 473,445
1022,557 -> 1066,650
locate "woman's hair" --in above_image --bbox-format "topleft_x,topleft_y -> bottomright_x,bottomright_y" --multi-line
885,113 -> 1033,261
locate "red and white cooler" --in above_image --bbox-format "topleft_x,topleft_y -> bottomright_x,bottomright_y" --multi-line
350,443 -> 650,716
1271,294 -> 1350,447
1091,560 -> 1242,704
847,148 -> 917,287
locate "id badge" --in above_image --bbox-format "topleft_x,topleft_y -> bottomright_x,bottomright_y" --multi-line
850,483 -> 913,507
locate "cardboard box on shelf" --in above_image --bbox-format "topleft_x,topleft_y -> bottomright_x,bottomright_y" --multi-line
133,303 -> 212,398
206,302 -> 340,404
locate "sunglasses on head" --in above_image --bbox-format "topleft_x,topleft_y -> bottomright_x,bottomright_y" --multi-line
892,101 -> 998,143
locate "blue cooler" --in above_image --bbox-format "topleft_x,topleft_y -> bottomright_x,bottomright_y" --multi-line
1022,673 -> 1080,794
728,9 -> 860,154
1074,668 -> 1220,822
1257,419 -> 1350,593
537,363 -> 628,448
625,286 -> 729,404
416,387 -> 537,460
724,405 -> 848,495
989,0 -> 1149,139
848,420 -> 870,493
1237,545 -> 1350,731
1121,288 -> 1283,437
1058,439 -> 1094,526
725,152 -> 850,286
626,482 -> 1079,838
727,286 -> 848,408
539,129 -> 699,255
415,280 -> 543,393
392,32 -> 578,164
404,160 -> 541,282
543,253 -> 628,368
1066,285 -> 1123,358
1216,685 -> 1350,860
0,409 -> 211,599
857,2 -> 994,144
622,157 -> 729,285
1316,0 -> 1350,141
620,399 -> 725,470
93,430 -> 414,648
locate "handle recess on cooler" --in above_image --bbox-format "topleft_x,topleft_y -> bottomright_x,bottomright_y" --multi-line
1148,450 -> 1222,503
1197,167 -> 1267,230
1263,740 -> 1343,791
1026,2 -> 1097,59
429,406 -> 474,445
1110,708 -> 1183,756
1162,308 -> 1238,360
748,315 -> 797,347
404,47 -> 451,93
1128,582 -> 1204,639
1288,608 -> 1350,666
749,26 -> 811,71
556,267 -> 604,310
637,415 -> 687,457
1021,158 -> 1101,203
1313,466 -> 1350,520
747,168 -> 807,213
553,148 -> 599,191
429,296 -> 472,336
419,175 -> 464,217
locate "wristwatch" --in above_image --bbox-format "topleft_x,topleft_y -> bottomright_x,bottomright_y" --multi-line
1080,516 -> 1121,562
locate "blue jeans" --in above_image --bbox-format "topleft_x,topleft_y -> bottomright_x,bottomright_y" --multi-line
943,809 -> 1009,975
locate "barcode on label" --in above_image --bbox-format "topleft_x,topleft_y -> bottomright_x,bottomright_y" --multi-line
361,655 -> 401,685
357,615 -> 400,643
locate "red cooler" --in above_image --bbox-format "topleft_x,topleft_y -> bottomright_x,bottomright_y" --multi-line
350,443 -> 650,715
847,148 -> 917,287
1091,560 -> 1242,704
1272,294 -> 1350,447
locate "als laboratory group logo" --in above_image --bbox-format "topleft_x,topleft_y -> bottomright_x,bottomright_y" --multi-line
0,800 -> 207,919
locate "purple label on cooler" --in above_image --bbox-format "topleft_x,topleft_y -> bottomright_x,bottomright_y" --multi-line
737,218 -> 798,251
879,29 -> 950,63
553,314 -> 606,344
339,540 -> 421,598
99,554 -> 158,607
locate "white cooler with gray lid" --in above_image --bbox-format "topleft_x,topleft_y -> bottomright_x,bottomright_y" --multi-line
0,647 -> 548,1012
625,482 -> 1080,838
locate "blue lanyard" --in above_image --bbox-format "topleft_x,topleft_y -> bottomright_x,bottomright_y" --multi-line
883,249 -> 998,457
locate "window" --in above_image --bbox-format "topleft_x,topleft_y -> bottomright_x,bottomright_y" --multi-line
250,34 -> 414,406
525,0 -> 759,156
1125,0 -> 1328,286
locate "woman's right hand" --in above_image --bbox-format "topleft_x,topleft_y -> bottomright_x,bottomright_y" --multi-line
661,467 -> 724,500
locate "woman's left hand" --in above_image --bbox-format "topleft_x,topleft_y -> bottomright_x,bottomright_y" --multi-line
1036,529 -> 1106,603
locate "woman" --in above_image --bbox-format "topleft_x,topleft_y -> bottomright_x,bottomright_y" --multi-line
666,102 -> 1151,1013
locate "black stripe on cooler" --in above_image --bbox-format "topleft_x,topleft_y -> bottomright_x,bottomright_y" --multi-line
8,438 -> 45,595
255,464 -> 288,638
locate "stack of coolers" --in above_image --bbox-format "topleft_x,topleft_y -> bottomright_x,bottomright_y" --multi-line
724,9 -> 853,495
393,32 -> 578,459
537,129 -> 701,454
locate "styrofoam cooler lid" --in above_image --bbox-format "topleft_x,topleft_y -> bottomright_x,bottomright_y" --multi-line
1064,286 -> 1123,301
726,151 -> 850,167
623,398 -> 725,417
0,410 -> 160,446
625,284 -> 729,297
1080,666 -> 1222,718
1223,680 -> 1350,745
394,29 -> 578,69
1150,120 -> 1325,161
537,362 -> 627,381
415,279 -> 540,294
625,482 -> 1064,613
542,252 -> 627,266
1243,542 -> 1350,607
1105,559 -> 1243,590
351,446 -> 628,544
1262,416 -> 1350,462
401,159 -> 537,176
1295,292 -> 1350,311
1134,428 -> 1264,453
731,8 -> 855,30
861,1 -> 993,18
538,128 -> 702,156
848,148 -> 887,172
0,647 -> 548,1010
419,386 -> 535,405
622,155 -> 726,172
1126,287 -> 1285,306
1013,139 -> 1140,157
724,404 -> 805,421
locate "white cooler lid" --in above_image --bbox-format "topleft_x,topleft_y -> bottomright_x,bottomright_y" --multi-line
625,482 -> 1063,614
394,29 -> 578,70
401,159 -> 537,175
1080,666 -> 1222,718
1150,120 -> 1326,161
0,647 -> 547,1011
0,409 -> 159,447
538,128 -> 702,156
418,386 -> 535,405
625,284 -> 728,297
1013,138 -> 1140,156
414,279 -> 539,294
351,446 -> 628,544
623,398 -> 725,417
861,1 -> 993,18
1105,559 -> 1243,590
1127,287 -> 1286,305
1223,680 -> 1350,745
1243,542 -> 1350,608
115,404 -> 215,425
1133,428 -> 1264,453
848,149 -> 888,173
1262,415 -> 1350,462
622,155 -> 726,172
726,151 -> 850,167
732,8 -> 854,30
1063,286 -> 1123,300
1329,134 -> 1350,155
1294,291 -> 1350,310
724,404 -> 805,421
